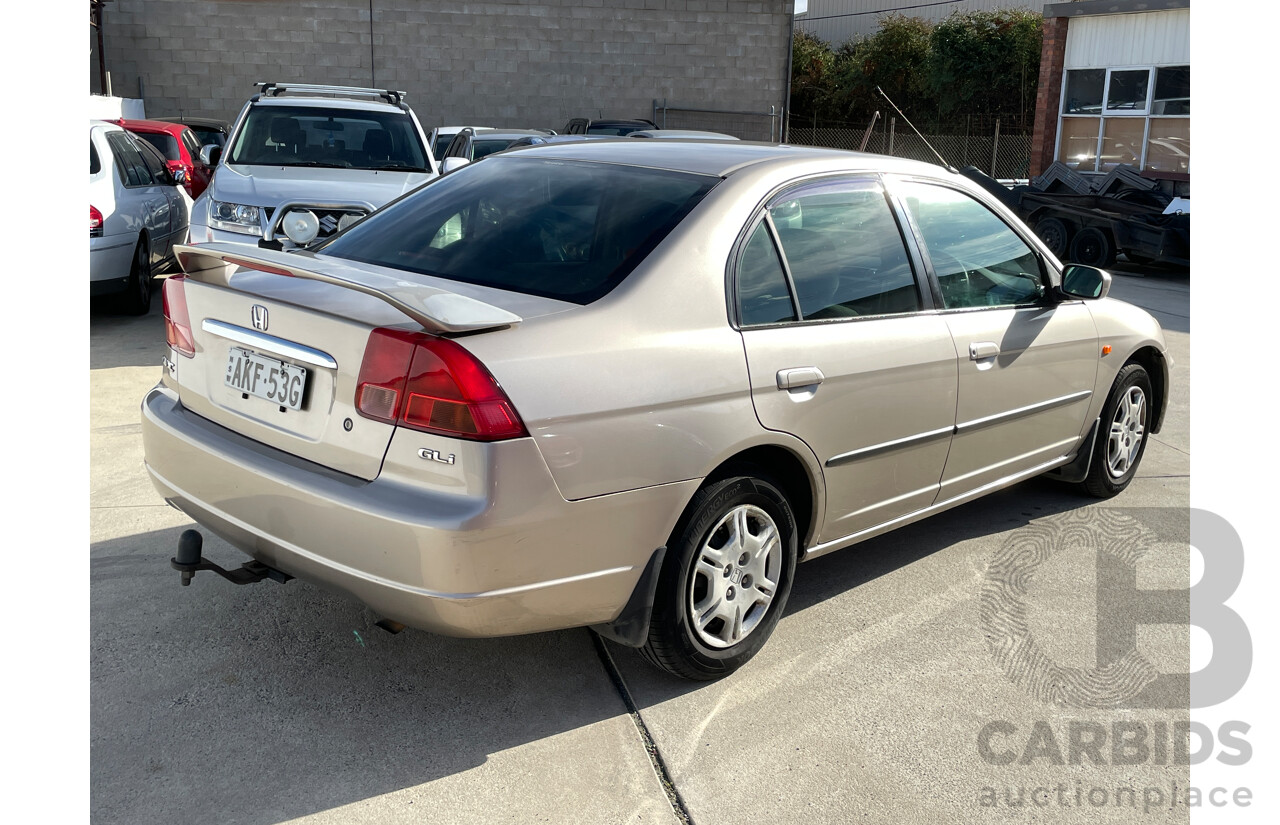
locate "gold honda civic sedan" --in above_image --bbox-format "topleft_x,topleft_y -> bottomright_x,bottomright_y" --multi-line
141,141 -> 1168,679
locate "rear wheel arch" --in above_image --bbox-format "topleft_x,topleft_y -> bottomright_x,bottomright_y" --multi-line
695,445 -> 818,552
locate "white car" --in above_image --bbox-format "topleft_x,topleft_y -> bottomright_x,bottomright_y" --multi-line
189,83 -> 438,250
90,120 -> 190,314
428,125 -> 494,161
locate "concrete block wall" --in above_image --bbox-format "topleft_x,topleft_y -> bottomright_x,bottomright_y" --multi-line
100,0 -> 794,138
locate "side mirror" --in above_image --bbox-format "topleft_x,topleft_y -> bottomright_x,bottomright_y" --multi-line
199,144 -> 222,167
440,156 -> 470,174
1057,264 -> 1112,300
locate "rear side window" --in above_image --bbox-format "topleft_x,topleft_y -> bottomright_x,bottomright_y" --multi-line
135,131 -> 181,161
106,132 -> 153,186
90,140 -> 101,175
766,181 -> 921,320
321,157 -> 718,304
737,222 -> 796,326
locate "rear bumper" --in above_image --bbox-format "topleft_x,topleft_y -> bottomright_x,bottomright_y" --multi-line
90,233 -> 136,287
140,384 -> 696,638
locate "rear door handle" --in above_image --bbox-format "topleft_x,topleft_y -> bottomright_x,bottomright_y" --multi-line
969,342 -> 1000,360
777,367 -> 825,390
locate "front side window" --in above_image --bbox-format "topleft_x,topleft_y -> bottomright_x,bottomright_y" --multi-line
320,157 -> 717,304
899,182 -> 1043,309
766,181 -> 920,320
227,105 -> 430,171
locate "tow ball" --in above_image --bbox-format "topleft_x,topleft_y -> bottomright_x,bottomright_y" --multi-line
171,529 -> 293,587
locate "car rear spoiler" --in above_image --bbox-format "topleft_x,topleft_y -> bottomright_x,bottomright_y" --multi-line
173,243 -> 522,334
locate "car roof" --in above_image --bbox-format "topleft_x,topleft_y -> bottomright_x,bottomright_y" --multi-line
494,140 -> 950,179
628,130 -> 739,139
153,116 -> 229,130
249,96 -> 405,115
114,118 -> 190,136
472,129 -> 551,140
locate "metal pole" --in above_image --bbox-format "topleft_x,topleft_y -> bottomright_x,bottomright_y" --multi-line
991,118 -> 1001,177
94,3 -> 108,96
888,117 -> 895,156
782,4 -> 795,143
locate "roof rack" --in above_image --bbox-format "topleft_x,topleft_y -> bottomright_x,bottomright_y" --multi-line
254,82 -> 406,108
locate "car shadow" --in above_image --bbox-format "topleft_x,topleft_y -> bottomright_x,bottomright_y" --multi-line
90,524 -> 634,825
90,277 -> 168,371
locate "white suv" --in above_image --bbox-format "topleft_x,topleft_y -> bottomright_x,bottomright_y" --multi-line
189,83 -> 438,249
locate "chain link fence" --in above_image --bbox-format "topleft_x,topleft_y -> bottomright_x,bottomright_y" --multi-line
786,117 -> 1032,180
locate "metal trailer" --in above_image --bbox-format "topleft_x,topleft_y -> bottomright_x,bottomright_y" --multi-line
961,166 -> 1189,269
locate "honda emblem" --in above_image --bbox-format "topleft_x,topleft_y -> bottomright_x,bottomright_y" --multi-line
251,305 -> 269,332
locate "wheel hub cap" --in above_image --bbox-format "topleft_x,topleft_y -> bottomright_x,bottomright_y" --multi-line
687,504 -> 782,649
1106,386 -> 1147,479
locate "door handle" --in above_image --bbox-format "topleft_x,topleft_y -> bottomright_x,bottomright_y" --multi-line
777,367 -> 825,390
969,342 -> 1000,361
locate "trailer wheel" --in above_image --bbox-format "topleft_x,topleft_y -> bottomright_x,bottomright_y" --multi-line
1034,217 -> 1072,258
1069,227 -> 1116,268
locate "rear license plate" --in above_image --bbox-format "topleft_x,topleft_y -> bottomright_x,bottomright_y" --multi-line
225,347 -> 308,410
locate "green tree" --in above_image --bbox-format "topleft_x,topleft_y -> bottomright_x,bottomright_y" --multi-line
790,29 -> 836,121
928,9 -> 1042,126
832,14 -> 935,122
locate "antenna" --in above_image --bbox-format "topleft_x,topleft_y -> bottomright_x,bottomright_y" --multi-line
876,86 -> 954,172
858,111 -> 880,152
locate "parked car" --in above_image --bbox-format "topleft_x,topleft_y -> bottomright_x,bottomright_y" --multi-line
153,116 -> 231,149
90,120 -> 189,314
428,125 -> 494,161
438,128 -> 563,172
563,117 -> 658,136
627,129 -> 739,140
116,118 -> 215,199
503,134 -> 616,150
189,82 -> 437,250
143,141 -> 1168,680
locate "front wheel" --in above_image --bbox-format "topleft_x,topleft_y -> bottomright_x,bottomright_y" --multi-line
1081,363 -> 1152,498
640,474 -> 798,680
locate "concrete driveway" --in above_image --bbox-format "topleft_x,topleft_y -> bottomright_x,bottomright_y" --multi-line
91,266 -> 1191,824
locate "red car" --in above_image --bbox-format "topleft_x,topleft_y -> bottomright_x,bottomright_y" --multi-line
114,118 -> 213,200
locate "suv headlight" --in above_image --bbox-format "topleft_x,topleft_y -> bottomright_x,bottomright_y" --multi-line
209,200 -> 263,236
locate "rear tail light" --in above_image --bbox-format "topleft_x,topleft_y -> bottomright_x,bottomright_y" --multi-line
356,328 -> 527,441
90,205 -> 103,237
162,275 -> 195,357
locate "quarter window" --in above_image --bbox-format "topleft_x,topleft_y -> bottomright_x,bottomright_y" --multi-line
764,182 -> 920,320
899,183 -> 1043,309
737,222 -> 796,326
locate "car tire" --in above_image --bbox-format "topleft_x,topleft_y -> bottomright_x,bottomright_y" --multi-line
1080,363 -> 1152,498
640,473 -> 798,680
119,235 -> 153,316
1034,217 -> 1072,259
1068,226 -> 1117,268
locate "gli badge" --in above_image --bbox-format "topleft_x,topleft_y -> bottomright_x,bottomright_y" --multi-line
418,448 -> 456,465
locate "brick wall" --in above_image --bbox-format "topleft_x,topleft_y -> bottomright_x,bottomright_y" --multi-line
99,0 -> 794,137
1028,14 -> 1069,178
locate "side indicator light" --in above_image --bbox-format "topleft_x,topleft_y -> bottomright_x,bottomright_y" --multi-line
1101,345 -> 1112,356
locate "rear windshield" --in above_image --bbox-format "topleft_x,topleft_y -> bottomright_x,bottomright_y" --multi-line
191,127 -> 225,147
135,131 -> 181,161
320,157 -> 718,304
227,104 -> 429,171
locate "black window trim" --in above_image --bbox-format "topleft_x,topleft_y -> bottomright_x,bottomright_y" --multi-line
883,173 -> 1060,316
106,131 -> 154,188
728,172 -> 936,331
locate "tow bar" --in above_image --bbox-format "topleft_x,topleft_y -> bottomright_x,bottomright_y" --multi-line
171,529 -> 293,587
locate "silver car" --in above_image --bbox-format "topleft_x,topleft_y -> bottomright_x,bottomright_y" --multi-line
142,142 -> 1168,680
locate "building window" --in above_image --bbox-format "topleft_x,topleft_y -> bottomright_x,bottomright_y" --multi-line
1056,65 -> 1189,175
